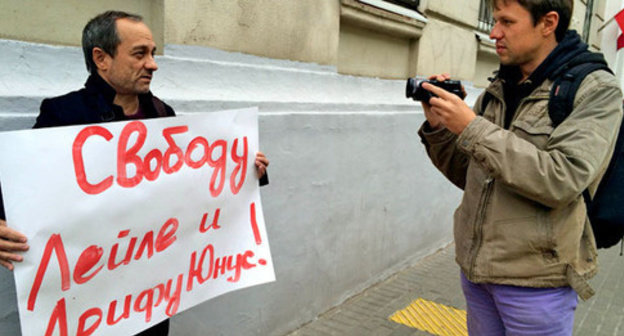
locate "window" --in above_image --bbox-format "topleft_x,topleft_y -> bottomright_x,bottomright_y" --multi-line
384,0 -> 420,11
355,0 -> 427,21
478,0 -> 495,33
582,0 -> 594,42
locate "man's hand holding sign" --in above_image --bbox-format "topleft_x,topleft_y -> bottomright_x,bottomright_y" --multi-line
0,218 -> 28,271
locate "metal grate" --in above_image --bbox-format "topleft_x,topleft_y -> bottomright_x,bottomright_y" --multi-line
478,0 -> 495,33
582,0 -> 594,42
389,298 -> 468,336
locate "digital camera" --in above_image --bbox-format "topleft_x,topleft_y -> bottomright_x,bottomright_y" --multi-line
405,78 -> 465,103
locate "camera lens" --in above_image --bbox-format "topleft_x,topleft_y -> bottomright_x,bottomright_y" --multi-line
406,78 -> 417,98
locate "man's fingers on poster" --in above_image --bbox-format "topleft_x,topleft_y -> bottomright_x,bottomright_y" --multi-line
0,220 -> 28,244
0,250 -> 24,269
0,258 -> 14,271
0,221 -> 28,270
255,152 -> 269,178
0,220 -> 29,268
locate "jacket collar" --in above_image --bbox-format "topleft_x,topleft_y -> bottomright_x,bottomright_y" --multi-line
84,72 -> 159,121
84,72 -> 156,105
84,72 -> 118,103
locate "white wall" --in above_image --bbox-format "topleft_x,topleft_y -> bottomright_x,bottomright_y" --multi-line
600,1 -> 624,65
0,39 -> 469,335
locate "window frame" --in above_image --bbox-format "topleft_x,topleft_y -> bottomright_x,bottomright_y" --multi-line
383,0 -> 420,11
582,0 -> 595,43
355,0 -> 427,21
477,0 -> 495,33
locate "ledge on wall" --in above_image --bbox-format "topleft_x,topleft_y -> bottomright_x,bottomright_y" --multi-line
475,30 -> 497,57
340,0 -> 426,39
0,38 -> 483,130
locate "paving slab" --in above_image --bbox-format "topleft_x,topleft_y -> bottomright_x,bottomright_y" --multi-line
288,242 -> 624,336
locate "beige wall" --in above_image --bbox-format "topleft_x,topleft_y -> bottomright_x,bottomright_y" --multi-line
338,24 -> 412,78
474,49 -> 499,88
420,0 -> 481,28
337,0 -> 424,78
163,0 -> 340,66
417,19 -> 478,80
0,0 -> 164,49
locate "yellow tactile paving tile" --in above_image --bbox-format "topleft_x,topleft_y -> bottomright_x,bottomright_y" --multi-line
389,298 -> 468,336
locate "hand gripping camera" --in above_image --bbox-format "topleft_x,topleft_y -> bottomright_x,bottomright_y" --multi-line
405,78 -> 465,104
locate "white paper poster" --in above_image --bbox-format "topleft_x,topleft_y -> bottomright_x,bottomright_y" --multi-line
0,107 -> 274,335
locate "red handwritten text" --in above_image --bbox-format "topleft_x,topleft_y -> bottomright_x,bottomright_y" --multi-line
27,218 -> 178,311
43,273 -> 184,336
187,244 -> 258,290
72,121 -> 248,196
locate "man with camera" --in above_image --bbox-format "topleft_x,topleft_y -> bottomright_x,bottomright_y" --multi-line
417,0 -> 622,335
0,10 -> 269,336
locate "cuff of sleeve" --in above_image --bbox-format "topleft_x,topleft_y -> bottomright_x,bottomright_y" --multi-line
418,121 -> 455,144
456,116 -> 490,153
259,172 -> 269,186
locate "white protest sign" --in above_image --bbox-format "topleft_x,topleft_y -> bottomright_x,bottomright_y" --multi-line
0,107 -> 274,336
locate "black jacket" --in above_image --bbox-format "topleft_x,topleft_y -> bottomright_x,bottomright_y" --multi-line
35,73 -> 175,128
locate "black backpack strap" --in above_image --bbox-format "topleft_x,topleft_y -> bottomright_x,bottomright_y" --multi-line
480,91 -> 493,116
549,53 -> 613,127
479,70 -> 500,115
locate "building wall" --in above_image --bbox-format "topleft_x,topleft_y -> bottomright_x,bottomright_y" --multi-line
0,0 -> 164,50
338,24 -> 413,78
336,0 -> 606,84
573,0 -> 589,32
337,0 -> 425,78
163,0 -> 340,66
420,0 -> 481,26
475,42 -> 499,87
600,0 -> 624,68
0,0 -> 612,335
0,0 -> 605,84
417,18 -> 479,80
600,0 -> 624,92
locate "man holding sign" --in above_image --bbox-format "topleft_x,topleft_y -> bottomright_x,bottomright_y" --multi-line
0,10 -> 269,336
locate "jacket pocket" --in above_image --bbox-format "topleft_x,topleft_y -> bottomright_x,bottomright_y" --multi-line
486,215 -> 555,276
512,120 -> 554,149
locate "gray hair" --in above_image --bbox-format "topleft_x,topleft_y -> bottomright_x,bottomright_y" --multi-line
82,10 -> 143,74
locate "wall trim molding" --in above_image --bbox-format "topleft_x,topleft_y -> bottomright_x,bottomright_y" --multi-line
340,0 -> 426,39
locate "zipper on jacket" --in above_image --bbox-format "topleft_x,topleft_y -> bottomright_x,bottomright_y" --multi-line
468,175 -> 495,277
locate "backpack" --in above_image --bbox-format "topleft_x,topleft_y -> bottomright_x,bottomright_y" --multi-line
481,52 -> 624,251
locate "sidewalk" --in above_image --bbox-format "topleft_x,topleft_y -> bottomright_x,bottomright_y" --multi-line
287,242 -> 624,336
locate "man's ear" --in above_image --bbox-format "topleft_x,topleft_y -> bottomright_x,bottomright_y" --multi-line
92,47 -> 110,71
541,11 -> 560,37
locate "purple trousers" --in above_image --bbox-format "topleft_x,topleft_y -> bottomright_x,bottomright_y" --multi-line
460,272 -> 578,336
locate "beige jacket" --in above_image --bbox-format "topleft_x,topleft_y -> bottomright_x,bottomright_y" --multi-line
419,70 -> 623,300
